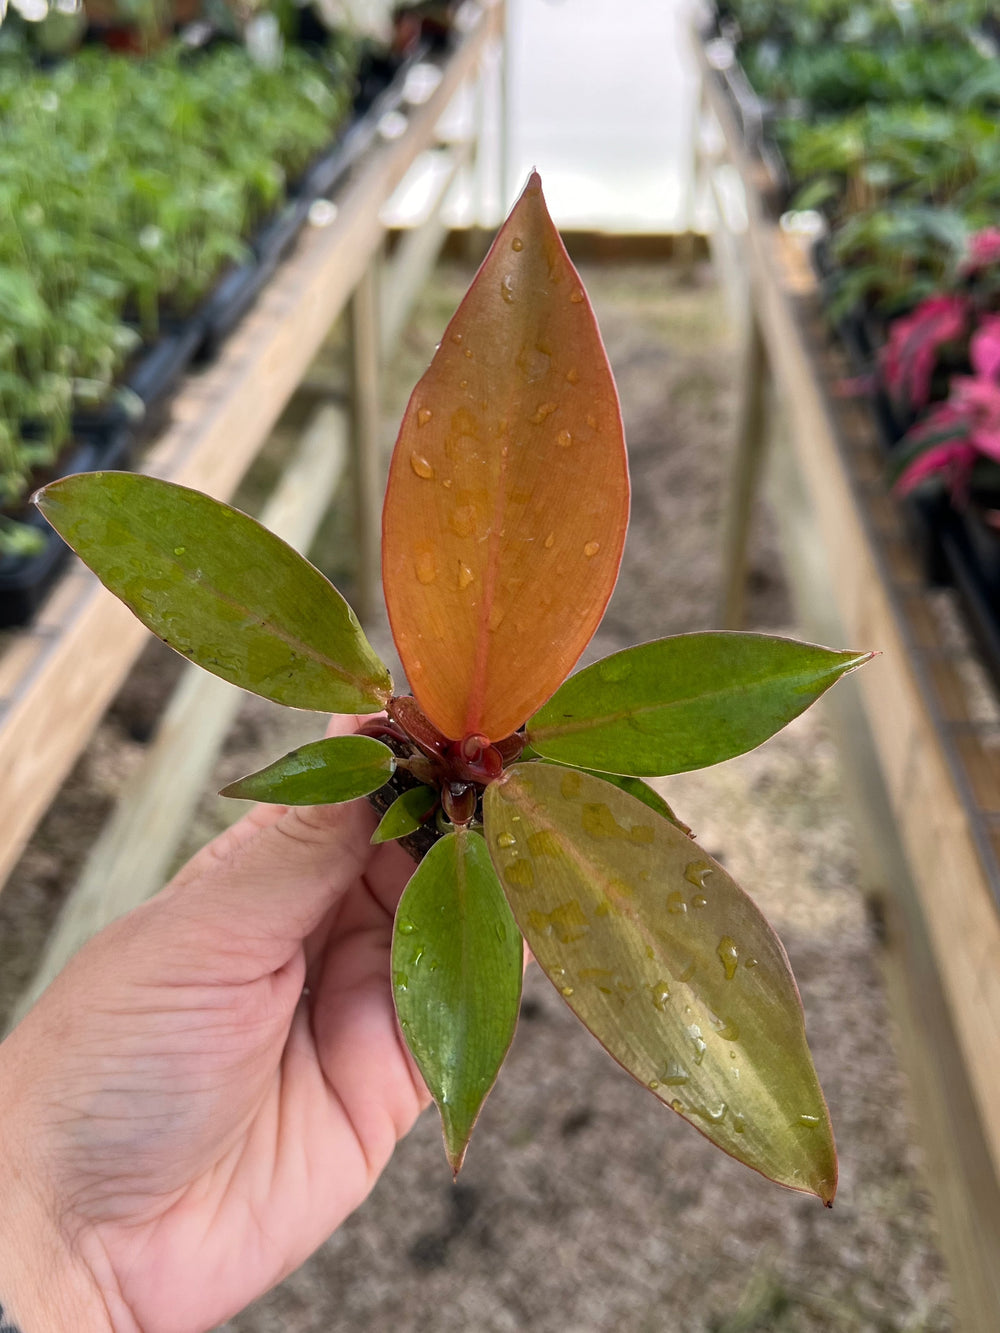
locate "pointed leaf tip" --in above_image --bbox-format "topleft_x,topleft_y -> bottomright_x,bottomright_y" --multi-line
382,173 -> 629,742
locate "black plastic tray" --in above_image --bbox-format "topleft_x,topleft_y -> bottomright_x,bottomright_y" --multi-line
0,438 -> 103,629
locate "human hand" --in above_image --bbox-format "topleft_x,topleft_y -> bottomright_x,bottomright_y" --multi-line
0,714 -> 429,1333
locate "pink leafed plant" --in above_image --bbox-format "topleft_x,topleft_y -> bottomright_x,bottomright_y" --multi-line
894,314 -> 1000,497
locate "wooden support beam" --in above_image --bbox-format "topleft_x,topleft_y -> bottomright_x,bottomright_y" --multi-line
11,405 -> 347,1027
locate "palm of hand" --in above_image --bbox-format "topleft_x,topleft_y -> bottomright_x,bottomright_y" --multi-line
7,797 -> 428,1333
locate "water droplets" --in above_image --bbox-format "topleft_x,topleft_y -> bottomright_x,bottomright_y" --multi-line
527,900 -> 589,944
798,1113 -> 821,1129
527,829 -> 563,856
495,831 -> 517,849
584,541 -> 600,557
662,1060 -> 690,1086
173,546 -> 186,556
544,532 -> 555,549
450,332 -> 463,345
531,402 -> 558,425
503,859 -> 535,889
650,980 -> 671,1011
684,860 -> 713,888
501,274 -> 516,304
396,917 -> 417,935
414,549 -> 437,585
393,970 -> 409,991
410,451 -> 435,479
565,367 -> 580,385
557,429 -> 573,448
666,891 -> 688,915
464,347 -> 474,359
457,562 -> 474,591
569,287 -> 585,304
448,503 -> 477,539
717,936 -> 739,980
691,894 -> 708,909
560,985 -> 575,997
511,236 -> 524,252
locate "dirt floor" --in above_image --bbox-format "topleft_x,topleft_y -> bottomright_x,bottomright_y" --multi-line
0,258 -> 955,1331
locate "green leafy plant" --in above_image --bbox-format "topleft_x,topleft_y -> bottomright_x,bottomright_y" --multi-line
36,174 -> 874,1202
0,38 -> 357,556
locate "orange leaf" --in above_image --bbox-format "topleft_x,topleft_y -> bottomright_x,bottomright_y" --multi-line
382,172 -> 630,742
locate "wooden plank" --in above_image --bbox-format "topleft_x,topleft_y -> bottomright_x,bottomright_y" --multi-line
0,1 -> 500,892
11,405 -> 348,1027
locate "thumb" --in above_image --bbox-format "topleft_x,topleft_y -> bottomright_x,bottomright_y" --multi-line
124,795 -> 378,987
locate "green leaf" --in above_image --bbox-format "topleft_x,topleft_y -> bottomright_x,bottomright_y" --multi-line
35,472 -> 392,713
371,785 -> 438,844
220,735 -> 394,804
527,633 -> 874,776
392,828 -> 523,1174
484,763 -> 837,1203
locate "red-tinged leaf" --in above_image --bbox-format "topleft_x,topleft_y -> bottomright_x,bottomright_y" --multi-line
381,171 -> 629,742
483,763 -> 837,1204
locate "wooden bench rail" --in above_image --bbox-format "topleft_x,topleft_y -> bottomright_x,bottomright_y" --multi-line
691,31 -> 1000,1328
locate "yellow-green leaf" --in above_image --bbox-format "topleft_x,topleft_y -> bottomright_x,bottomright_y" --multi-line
392,828 -> 523,1173
483,762 -> 837,1203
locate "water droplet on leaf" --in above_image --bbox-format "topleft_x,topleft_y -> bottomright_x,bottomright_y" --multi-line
684,860 -> 713,888
414,549 -> 437,585
457,563 -> 474,591
501,274 -> 515,303
512,236 -> 524,251
496,832 -> 517,849
397,918 -> 417,935
410,452 -> 435,479
717,937 -> 739,980
666,891 -> 688,915
557,429 -> 573,448
417,408 -> 432,427
504,859 -> 535,889
584,541 -> 600,557
569,287 -> 585,304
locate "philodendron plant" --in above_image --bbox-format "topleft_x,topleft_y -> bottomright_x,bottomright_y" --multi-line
36,173 -> 872,1205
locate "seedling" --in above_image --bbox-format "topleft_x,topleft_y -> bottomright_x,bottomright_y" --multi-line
36,174 -> 874,1204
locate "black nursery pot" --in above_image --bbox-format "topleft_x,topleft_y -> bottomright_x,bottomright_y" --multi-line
940,495 -> 1000,692
0,437 -> 103,629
